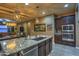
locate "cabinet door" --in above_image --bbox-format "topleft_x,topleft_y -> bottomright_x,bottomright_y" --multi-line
55,35 -> 62,43
38,42 -> 46,56
46,40 -> 50,56
55,18 -> 63,31
62,15 -> 75,25
49,38 -> 52,52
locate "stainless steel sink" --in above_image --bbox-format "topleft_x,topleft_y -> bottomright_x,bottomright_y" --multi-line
32,37 -> 46,41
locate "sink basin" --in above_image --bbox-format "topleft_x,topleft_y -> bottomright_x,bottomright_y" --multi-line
32,37 -> 46,41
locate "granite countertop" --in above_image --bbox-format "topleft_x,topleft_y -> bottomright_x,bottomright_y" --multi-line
0,35 -> 23,41
0,36 -> 52,55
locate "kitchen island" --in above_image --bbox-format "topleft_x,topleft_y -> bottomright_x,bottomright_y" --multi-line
0,36 -> 53,56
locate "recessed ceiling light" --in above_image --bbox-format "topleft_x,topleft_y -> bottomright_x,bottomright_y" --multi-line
28,22 -> 30,26
25,3 -> 29,5
64,4 -> 69,8
42,11 -> 45,15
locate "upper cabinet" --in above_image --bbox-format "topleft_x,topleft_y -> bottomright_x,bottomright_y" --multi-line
62,15 -> 75,25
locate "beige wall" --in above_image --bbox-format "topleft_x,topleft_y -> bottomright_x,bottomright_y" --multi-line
17,15 -> 55,36
30,15 -> 55,37
16,15 -> 55,39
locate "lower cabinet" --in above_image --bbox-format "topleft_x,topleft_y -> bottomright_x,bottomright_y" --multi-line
49,38 -> 52,52
55,35 -> 62,43
38,42 -> 46,56
38,38 -> 52,56
45,39 -> 50,56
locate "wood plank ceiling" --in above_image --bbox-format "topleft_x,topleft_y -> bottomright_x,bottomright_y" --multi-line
0,3 -> 76,22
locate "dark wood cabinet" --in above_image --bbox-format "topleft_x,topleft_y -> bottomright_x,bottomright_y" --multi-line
55,35 -> 62,43
38,42 -> 46,56
62,16 -> 75,25
55,18 -> 63,31
55,15 -> 75,47
49,38 -> 52,52
45,40 -> 50,56
55,15 -> 75,32
38,38 -> 53,56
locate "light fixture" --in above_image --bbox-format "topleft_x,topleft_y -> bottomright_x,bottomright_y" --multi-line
42,11 -> 45,15
3,42 -> 7,46
25,3 -> 29,5
28,22 -> 30,26
64,4 -> 69,8
15,14 -> 20,20
36,18 -> 39,23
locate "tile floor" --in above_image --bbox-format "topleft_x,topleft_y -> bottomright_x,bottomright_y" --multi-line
49,44 -> 79,56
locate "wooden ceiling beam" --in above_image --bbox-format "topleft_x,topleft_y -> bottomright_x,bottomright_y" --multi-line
0,10 -> 13,16
0,6 -> 14,13
0,6 -> 32,18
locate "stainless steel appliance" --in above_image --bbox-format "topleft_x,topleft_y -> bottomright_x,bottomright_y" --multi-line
62,24 -> 74,41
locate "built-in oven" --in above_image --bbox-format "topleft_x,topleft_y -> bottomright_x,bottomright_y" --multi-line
62,24 -> 74,41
